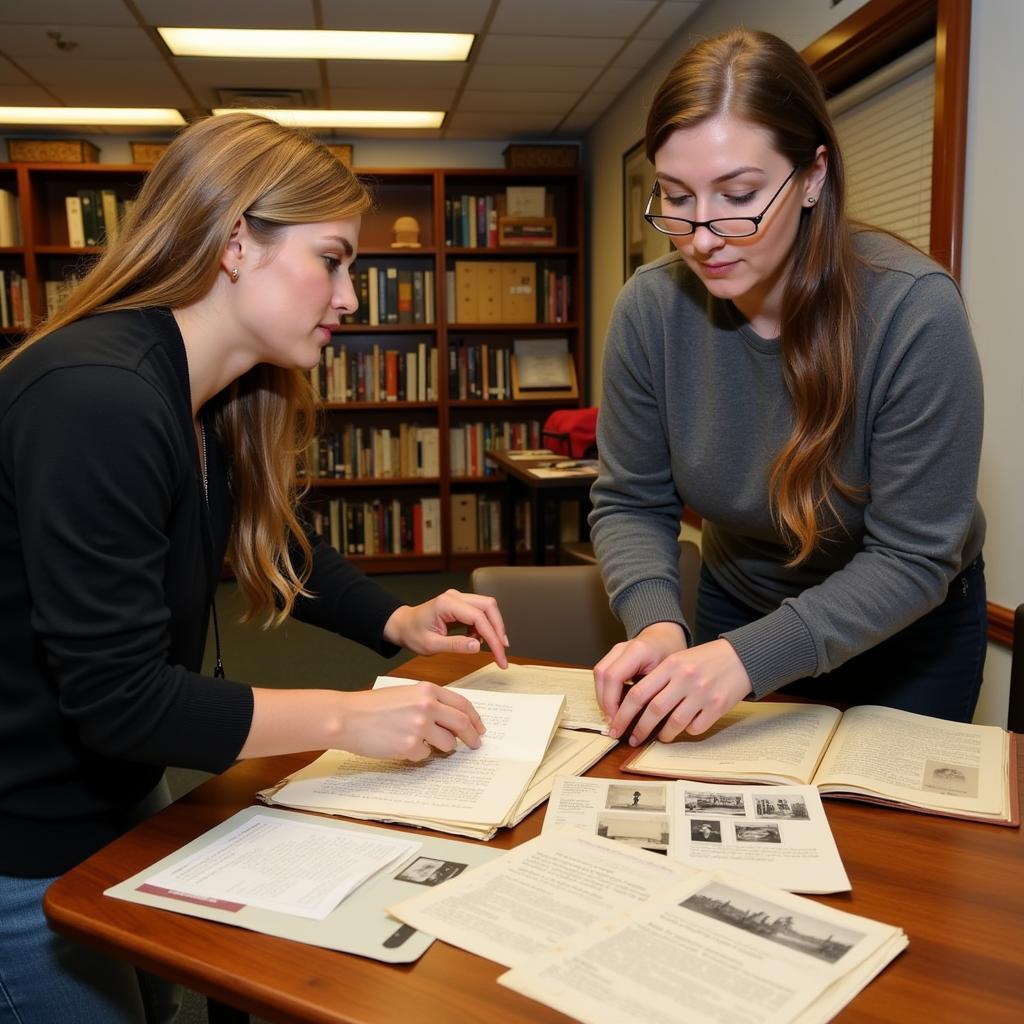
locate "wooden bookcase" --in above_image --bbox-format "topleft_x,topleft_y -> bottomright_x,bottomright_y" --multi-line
0,161 -> 586,573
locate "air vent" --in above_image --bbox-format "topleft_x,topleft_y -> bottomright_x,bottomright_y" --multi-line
215,88 -> 315,109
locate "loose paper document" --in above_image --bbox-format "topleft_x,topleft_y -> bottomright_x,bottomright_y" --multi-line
259,687 -> 564,839
542,776 -> 849,893
498,868 -> 907,1024
451,663 -> 607,732
139,813 -> 419,919
106,806 -> 504,963
388,831 -> 691,968
503,448 -> 557,460
625,701 -> 1018,824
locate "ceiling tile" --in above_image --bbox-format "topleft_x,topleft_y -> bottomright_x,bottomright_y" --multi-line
477,34 -> 621,67
0,25 -> 158,60
0,84 -> 56,106
326,62 -> 465,90
635,1 -> 701,40
588,65 -> 641,96
557,111 -> 600,134
323,87 -> 457,109
489,0 -> 655,38
0,61 -> 34,86
614,37 -> 665,69
320,0 -> 491,32
0,1 -> 134,26
174,57 -> 322,91
459,90 -> 579,115
16,57 -> 192,107
466,64 -> 598,92
134,0 -> 315,29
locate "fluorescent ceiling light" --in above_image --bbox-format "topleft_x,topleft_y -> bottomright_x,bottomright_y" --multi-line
212,108 -> 445,129
159,27 -> 473,62
0,106 -> 186,127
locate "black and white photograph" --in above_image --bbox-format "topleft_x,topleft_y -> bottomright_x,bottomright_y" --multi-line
735,824 -> 782,844
596,812 -> 670,854
395,857 -> 468,887
684,790 -> 747,816
681,882 -> 865,963
754,795 -> 810,820
689,819 -> 723,843
606,783 -> 667,812
922,760 -> 979,798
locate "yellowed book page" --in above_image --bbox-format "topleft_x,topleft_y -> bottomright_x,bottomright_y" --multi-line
813,705 -> 1010,818
628,702 -> 842,785
453,663 -> 606,732
498,870 -> 907,1024
388,832 -> 694,968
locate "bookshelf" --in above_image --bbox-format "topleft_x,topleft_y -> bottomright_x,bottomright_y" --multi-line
1,161 -> 586,571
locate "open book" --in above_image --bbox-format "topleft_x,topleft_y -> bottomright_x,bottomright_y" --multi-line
388,831 -> 907,1024
258,685 -> 614,840
623,702 -> 1019,825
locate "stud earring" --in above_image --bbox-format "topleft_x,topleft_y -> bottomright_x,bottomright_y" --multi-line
230,267 -> 240,282
806,196 -> 818,206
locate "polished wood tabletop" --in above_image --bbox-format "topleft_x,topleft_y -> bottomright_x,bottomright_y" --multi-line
44,652 -> 1024,1024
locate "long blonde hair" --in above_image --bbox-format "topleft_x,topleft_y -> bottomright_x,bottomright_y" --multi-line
647,30 -> 861,565
2,113 -> 371,624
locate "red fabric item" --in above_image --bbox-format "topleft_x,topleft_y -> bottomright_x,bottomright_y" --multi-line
542,407 -> 598,459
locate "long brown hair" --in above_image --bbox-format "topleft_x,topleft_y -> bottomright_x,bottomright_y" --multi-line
2,113 -> 371,624
646,29 -> 860,565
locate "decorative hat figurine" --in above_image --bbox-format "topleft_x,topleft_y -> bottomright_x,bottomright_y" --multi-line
391,215 -> 422,248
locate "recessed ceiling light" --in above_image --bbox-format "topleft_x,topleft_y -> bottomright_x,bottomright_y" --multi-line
159,27 -> 474,62
0,106 -> 186,126
212,108 -> 445,129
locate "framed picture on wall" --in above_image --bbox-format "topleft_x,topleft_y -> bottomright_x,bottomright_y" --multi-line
622,139 -> 671,282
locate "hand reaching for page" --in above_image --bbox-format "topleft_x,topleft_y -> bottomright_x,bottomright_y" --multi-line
604,635 -> 753,745
384,589 -> 509,668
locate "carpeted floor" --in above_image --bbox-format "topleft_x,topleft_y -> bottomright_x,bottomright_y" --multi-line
166,570 -> 469,1024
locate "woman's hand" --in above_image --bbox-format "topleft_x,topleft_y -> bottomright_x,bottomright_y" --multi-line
594,621 -> 689,721
383,589 -> 509,668
606,638 -> 753,745
336,682 -> 486,760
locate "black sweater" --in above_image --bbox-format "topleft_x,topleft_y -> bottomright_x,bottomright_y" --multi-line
0,308 -> 402,876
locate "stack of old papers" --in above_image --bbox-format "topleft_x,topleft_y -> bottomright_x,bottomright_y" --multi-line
388,831 -> 908,1024
259,683 -> 614,840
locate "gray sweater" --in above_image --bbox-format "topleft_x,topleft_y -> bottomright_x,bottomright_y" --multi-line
589,231 -> 985,698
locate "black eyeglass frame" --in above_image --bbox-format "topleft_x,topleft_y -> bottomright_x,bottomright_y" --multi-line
643,165 -> 800,238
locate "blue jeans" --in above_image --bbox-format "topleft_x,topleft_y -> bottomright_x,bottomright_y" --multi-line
0,781 -> 180,1024
695,557 -> 987,722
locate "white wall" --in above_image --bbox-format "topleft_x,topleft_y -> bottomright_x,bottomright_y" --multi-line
584,0 -> 1019,727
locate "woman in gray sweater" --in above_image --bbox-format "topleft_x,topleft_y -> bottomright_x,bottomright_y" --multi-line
591,29 -> 985,747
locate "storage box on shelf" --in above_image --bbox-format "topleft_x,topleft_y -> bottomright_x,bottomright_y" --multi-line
6,160 -> 585,570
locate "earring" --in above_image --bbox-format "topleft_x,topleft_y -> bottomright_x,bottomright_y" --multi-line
806,196 -> 818,206
230,267 -> 240,282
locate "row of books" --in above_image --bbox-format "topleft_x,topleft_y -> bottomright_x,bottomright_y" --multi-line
448,340 -> 515,400
340,265 -> 435,326
446,259 -> 571,324
44,274 -> 81,317
444,187 -> 553,248
311,496 -> 442,556
65,189 -> 135,247
0,189 -> 21,247
311,342 -> 438,404
450,419 -> 543,478
0,268 -> 29,328
307,425 -> 440,480
451,492 -> 504,553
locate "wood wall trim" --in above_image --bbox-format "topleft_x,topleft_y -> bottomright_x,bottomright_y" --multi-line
989,603 -> 1014,649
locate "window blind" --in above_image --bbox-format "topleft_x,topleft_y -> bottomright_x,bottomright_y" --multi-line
828,39 -> 935,251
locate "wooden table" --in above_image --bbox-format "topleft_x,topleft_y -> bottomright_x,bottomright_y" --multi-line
45,653 -> 1024,1024
485,449 -> 596,564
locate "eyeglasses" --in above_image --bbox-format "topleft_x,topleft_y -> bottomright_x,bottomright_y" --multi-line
643,166 -> 799,238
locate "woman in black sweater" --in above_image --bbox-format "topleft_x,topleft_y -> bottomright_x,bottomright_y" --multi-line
0,113 -> 507,1024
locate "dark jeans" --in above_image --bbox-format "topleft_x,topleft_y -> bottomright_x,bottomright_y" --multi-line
695,557 -> 988,723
